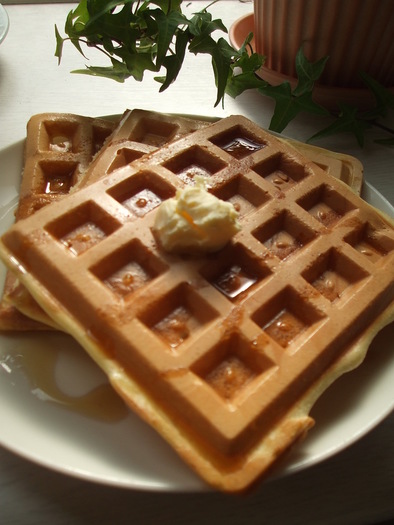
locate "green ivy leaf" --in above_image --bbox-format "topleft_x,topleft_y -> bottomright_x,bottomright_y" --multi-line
156,28 -> 189,90
148,9 -> 186,66
188,34 -> 235,106
226,53 -> 267,99
261,83 -> 328,132
293,47 -> 329,95
54,25 -> 65,62
358,71 -> 394,120
259,48 -> 329,132
210,38 -> 237,107
374,136 -> 394,146
55,1 -> 394,147
149,0 -> 182,13
308,103 -> 371,147
73,61 -> 131,82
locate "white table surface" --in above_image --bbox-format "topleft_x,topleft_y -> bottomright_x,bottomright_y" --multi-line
0,2 -> 393,524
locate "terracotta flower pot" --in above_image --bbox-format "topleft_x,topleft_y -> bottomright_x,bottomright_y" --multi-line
251,0 -> 394,108
254,0 -> 394,88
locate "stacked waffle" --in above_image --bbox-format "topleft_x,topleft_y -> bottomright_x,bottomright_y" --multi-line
1,110 -> 392,493
0,113 -> 116,330
0,109 -> 209,329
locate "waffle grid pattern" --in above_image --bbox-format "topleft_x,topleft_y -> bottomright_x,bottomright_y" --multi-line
17,113 -> 116,219
0,110 -> 209,329
0,114 -> 116,330
74,109 -> 210,189
1,116 -> 393,489
0,110 -> 365,331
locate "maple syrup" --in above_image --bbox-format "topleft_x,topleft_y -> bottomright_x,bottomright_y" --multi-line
105,261 -> 150,297
153,306 -> 193,348
44,174 -> 72,194
214,265 -> 257,299
205,356 -> 256,399
122,188 -> 162,216
62,222 -> 106,255
0,336 -> 128,422
264,310 -> 306,347
221,137 -> 263,159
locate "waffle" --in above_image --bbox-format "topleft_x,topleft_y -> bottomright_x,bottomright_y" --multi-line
0,109 -> 210,329
281,138 -> 364,196
3,110 -> 363,330
0,112 -> 117,330
1,115 -> 392,492
75,112 -> 364,194
73,108 -> 211,190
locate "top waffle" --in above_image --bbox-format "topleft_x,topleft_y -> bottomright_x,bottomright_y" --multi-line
1,115 -> 392,492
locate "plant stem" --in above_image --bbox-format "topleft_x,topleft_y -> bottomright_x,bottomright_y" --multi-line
370,120 -> 394,135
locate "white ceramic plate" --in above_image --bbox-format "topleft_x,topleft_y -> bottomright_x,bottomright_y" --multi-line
0,138 -> 393,492
0,4 -> 9,45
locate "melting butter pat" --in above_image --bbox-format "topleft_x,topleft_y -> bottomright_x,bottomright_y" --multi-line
154,177 -> 241,253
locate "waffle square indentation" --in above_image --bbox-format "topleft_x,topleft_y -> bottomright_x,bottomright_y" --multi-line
131,117 -> 178,147
209,124 -> 267,159
252,152 -> 311,191
252,210 -> 317,260
42,120 -> 78,153
92,123 -> 114,154
38,160 -> 78,194
90,239 -> 168,298
107,171 -> 175,217
107,147 -> 147,173
344,221 -> 394,262
302,248 -> 369,302
140,283 -> 219,349
193,333 -> 275,400
252,287 -> 326,348
46,201 -> 121,255
212,174 -> 271,218
200,244 -> 271,300
163,145 -> 226,184
297,184 -> 357,228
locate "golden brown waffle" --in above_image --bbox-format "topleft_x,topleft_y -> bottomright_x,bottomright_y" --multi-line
76,111 -> 363,193
74,108 -> 211,189
280,138 -> 364,195
0,273 -> 53,330
0,109 -> 210,329
1,110 -> 364,331
18,112 -> 117,207
0,113 -> 117,330
0,115 -> 392,492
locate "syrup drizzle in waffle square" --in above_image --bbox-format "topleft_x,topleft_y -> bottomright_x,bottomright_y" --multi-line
0,113 -> 117,330
18,113 -> 117,215
1,110 -> 364,331
0,109 -> 209,329
1,115 -> 392,492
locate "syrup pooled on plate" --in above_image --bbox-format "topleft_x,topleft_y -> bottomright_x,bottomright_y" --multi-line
0,335 -> 128,422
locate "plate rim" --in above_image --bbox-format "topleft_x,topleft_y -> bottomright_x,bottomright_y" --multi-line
0,4 -> 10,45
